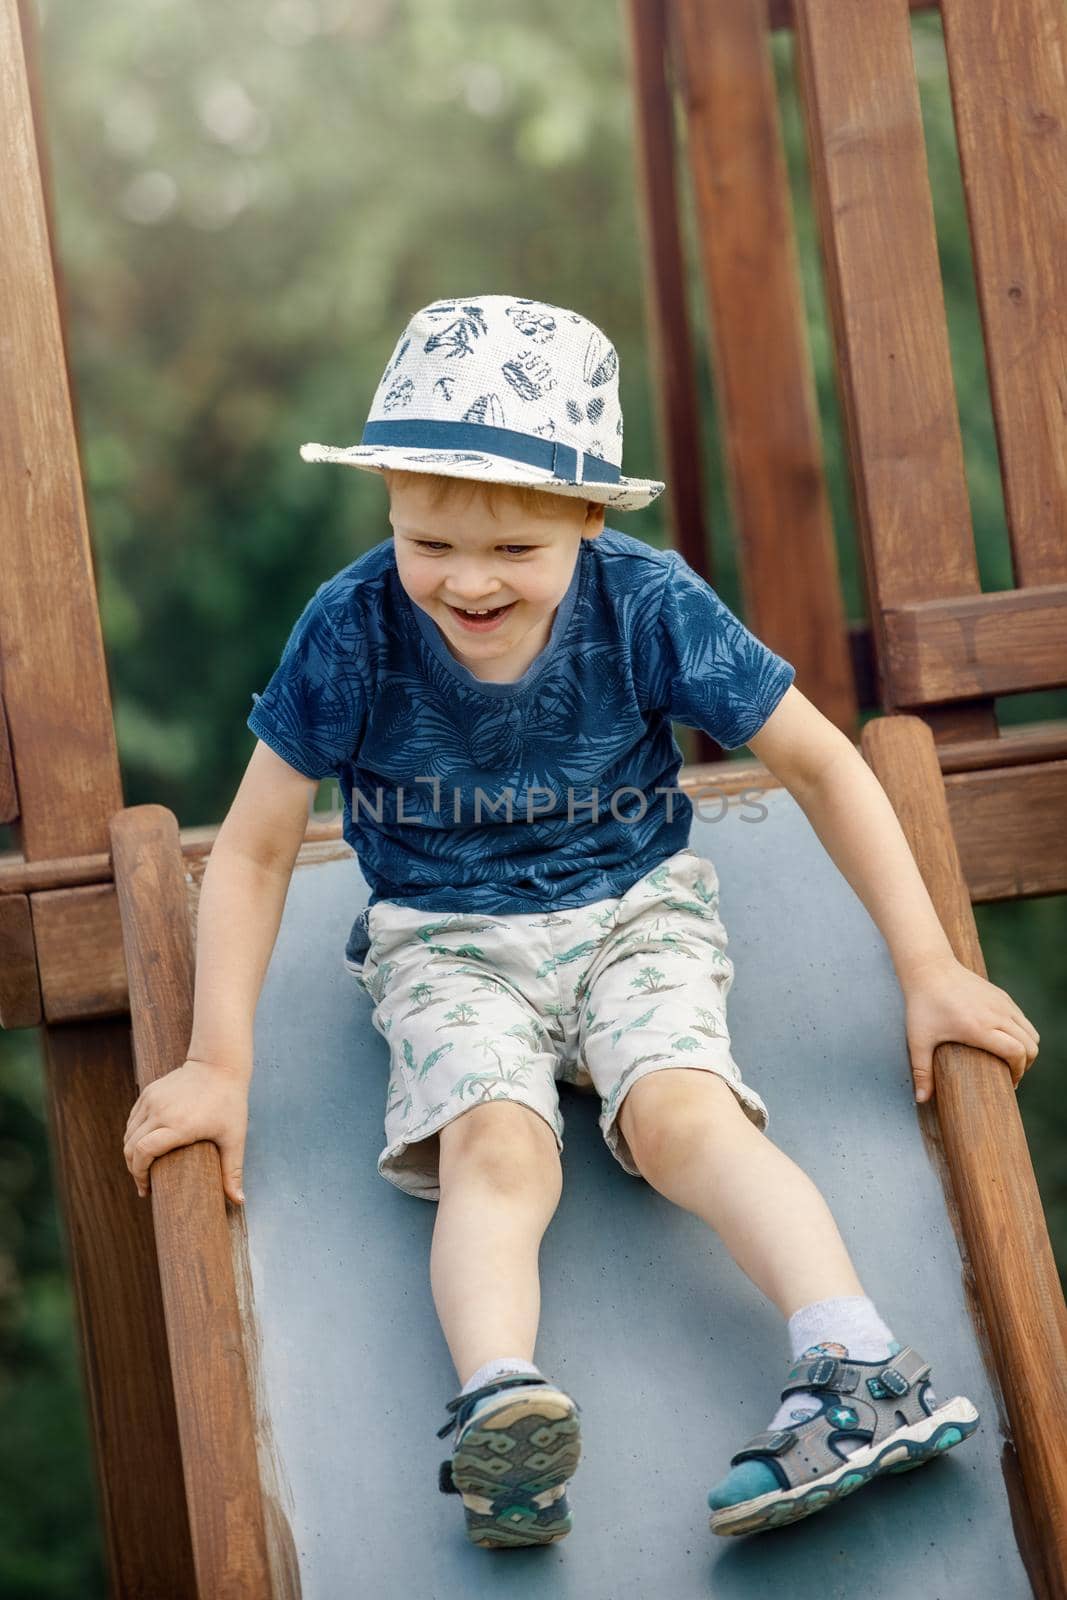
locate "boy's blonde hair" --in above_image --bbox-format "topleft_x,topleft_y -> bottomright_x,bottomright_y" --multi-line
381,466 -> 591,520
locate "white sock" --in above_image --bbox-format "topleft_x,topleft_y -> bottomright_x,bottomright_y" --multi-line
767,1296 -> 907,1456
787,1295 -> 895,1364
460,1356 -> 543,1397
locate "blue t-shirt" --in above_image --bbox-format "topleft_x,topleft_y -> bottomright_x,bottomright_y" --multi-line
247,529 -> 795,958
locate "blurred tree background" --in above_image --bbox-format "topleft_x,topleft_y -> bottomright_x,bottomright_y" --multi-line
1,0 -> 1063,1591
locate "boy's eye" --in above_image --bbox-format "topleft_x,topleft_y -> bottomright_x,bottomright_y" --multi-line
415,540 -> 532,556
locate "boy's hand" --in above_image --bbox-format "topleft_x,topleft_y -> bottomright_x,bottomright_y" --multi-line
901,954 -> 1040,1104
123,1058 -> 250,1205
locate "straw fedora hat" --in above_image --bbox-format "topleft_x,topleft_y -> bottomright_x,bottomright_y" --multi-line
299,294 -> 665,513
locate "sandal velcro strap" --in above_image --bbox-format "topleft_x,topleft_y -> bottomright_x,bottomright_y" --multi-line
439,1458 -> 458,1494
730,1428 -> 797,1465
868,1365 -> 910,1399
864,1347 -> 929,1400
781,1356 -> 860,1398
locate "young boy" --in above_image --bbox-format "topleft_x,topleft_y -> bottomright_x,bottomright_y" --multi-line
122,294 -> 1038,1547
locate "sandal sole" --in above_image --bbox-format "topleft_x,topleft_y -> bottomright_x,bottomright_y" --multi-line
709,1396 -> 979,1537
449,1386 -> 583,1549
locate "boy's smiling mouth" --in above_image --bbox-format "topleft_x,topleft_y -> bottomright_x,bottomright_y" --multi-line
445,600 -> 517,632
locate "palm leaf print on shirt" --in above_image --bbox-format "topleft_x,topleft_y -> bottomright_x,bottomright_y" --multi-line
247,529 -> 796,919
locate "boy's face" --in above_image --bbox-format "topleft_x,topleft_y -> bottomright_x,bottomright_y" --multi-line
388,474 -> 605,679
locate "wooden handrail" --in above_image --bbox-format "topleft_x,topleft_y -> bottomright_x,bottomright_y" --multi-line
863,714 -> 1067,1598
109,804 -> 277,1598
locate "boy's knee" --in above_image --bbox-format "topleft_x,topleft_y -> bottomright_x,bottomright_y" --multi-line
438,1100 -> 561,1194
619,1067 -> 745,1174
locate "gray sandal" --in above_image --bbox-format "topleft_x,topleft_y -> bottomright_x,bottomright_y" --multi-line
709,1346 -> 979,1537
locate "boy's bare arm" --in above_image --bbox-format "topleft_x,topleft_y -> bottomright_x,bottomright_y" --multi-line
122,742 -> 316,1200
747,688 -> 1039,1102
748,688 -> 953,979
187,740 -> 319,1085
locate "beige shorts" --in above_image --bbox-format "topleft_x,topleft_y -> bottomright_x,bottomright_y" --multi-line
348,846 -> 768,1200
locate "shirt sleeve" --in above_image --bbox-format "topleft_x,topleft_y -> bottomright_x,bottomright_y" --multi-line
246,591 -> 366,780
643,552 -> 796,751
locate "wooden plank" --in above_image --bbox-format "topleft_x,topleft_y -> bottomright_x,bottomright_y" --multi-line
941,0 -> 1067,590
885,584 -> 1067,704
863,714 -> 1067,1599
769,0 -> 937,29
624,0 -> 722,764
623,0 -> 712,604
0,0 -> 122,859
0,892 -> 40,1026
945,759 -> 1067,905
31,884 -> 128,1023
791,0 -> 997,743
671,0 -> 858,735
41,1020 -> 198,1597
936,719 -> 1067,774
110,804 -> 275,1599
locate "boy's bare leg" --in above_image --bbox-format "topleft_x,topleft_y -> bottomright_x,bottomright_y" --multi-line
618,1070 -> 865,1317
430,1102 -> 563,1388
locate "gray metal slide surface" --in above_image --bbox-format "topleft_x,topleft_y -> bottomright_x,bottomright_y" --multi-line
247,785 -> 1031,1597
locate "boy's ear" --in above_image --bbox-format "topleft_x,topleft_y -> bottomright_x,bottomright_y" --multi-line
583,501 -> 606,537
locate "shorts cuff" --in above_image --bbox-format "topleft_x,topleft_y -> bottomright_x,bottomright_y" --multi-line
378,1097 -> 565,1202
601,1054 -> 769,1179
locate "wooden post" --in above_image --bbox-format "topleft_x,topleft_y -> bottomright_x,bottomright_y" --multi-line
0,0 -> 197,1588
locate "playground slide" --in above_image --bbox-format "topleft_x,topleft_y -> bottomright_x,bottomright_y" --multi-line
240,784 -> 1032,1597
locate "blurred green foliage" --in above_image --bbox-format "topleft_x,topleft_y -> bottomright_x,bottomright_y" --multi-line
1,2 -> 1063,1592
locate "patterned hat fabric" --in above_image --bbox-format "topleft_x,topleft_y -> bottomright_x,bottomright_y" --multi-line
299,294 -> 666,512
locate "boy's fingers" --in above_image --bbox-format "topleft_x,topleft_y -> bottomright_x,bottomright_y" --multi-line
218,1139 -> 247,1204
124,1103 -> 154,1154
999,1016 -> 1037,1062
987,1029 -> 1027,1087
912,1058 -> 934,1103
130,1126 -> 174,1186
1018,1015 -> 1039,1047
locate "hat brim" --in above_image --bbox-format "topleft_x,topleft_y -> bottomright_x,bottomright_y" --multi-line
299,442 -> 664,513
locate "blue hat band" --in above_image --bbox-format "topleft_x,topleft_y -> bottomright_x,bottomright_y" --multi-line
360,418 -> 621,485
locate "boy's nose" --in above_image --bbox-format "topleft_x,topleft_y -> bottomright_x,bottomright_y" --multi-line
441,576 -> 506,604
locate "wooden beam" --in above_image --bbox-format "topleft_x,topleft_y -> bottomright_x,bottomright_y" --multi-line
41,1021 -> 199,1596
792,0 -> 998,745
863,712 -> 1067,1598
940,0 -> 1067,591
884,585 -> 1067,705
31,884 -> 127,1023
0,0 -> 122,860
624,0 -> 722,763
945,760 -> 1067,904
671,0 -> 858,736
2,4 -> 203,1589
